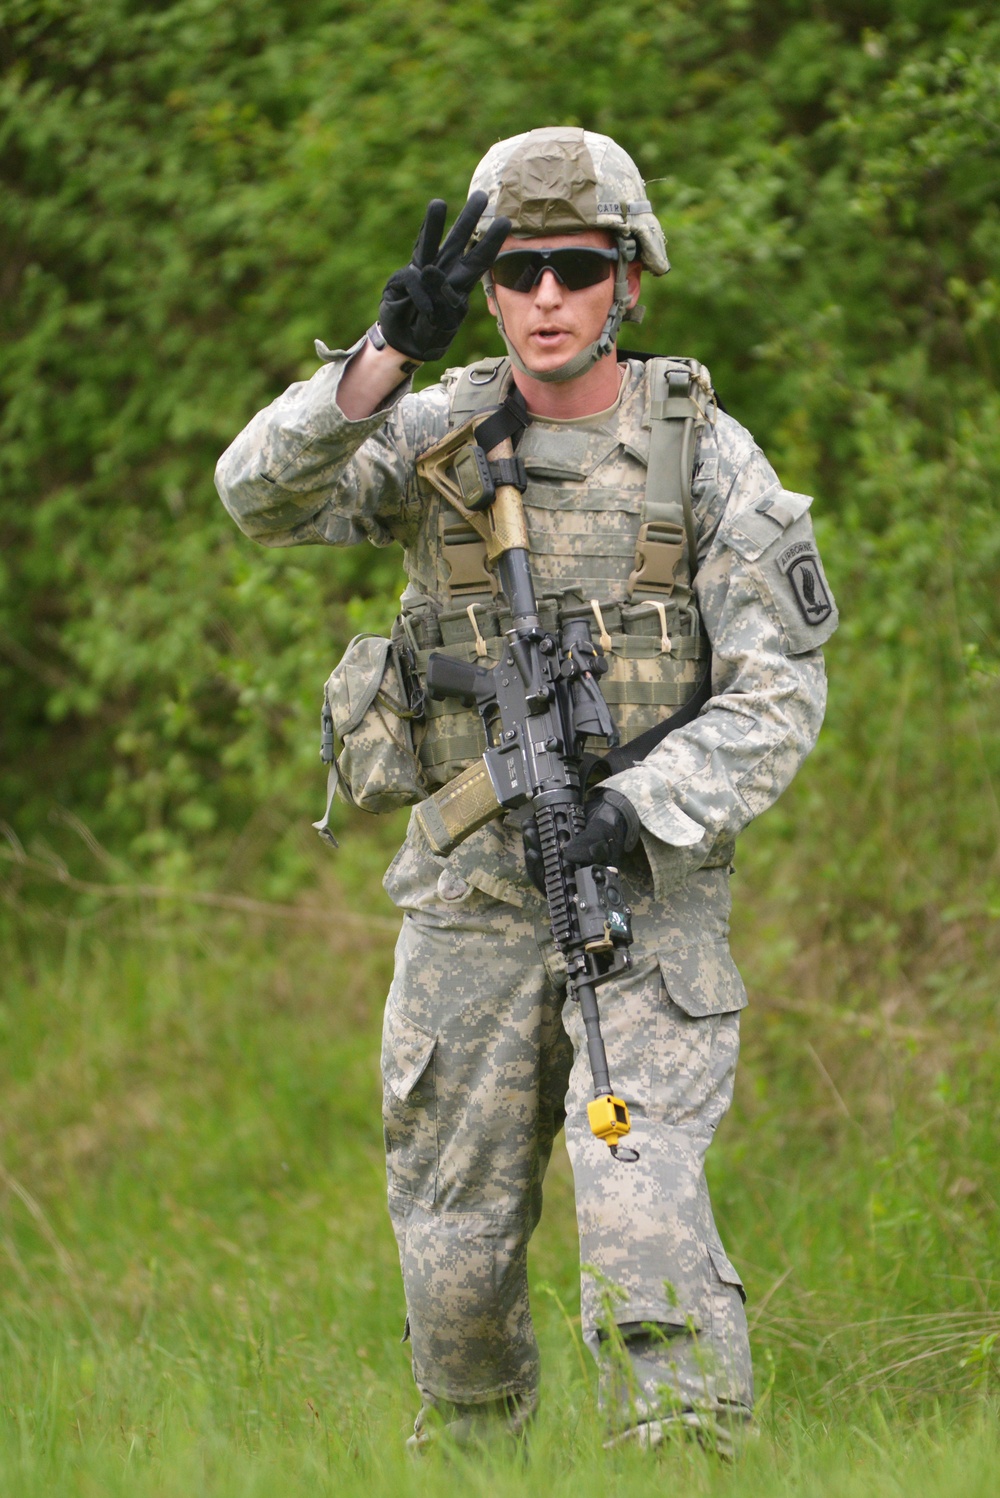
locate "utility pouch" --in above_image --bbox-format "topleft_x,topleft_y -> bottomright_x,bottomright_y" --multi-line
319,634 -> 426,820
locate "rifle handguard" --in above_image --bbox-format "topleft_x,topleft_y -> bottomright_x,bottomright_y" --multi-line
413,759 -> 503,855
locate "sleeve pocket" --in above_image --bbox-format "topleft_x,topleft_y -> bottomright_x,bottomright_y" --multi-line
720,485 -> 813,562
381,1004 -> 437,1203
720,487 -> 838,656
657,939 -> 748,1017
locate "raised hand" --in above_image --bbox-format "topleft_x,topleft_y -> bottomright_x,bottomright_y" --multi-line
377,192 -> 510,363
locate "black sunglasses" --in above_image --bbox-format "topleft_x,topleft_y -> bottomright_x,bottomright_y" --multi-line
490,246 -> 619,293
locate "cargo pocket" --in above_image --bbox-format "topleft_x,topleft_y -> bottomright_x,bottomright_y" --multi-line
709,1244 -> 746,1305
657,940 -> 748,1017
381,1003 -> 437,1204
647,941 -> 746,1126
708,1243 -> 753,1406
383,822 -> 517,918
382,831 -> 445,911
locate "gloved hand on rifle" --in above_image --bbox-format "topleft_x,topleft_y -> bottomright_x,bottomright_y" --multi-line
377,192 -> 511,363
522,789 -> 643,895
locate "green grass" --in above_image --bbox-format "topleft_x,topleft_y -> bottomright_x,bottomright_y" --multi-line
1,847 -> 998,1495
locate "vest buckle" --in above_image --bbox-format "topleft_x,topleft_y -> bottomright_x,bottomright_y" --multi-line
627,520 -> 685,598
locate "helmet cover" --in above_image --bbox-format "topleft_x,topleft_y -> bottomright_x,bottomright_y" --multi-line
469,126 -> 669,275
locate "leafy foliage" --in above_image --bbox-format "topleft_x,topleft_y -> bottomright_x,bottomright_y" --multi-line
1,1 -> 998,928
1,11 -> 999,1482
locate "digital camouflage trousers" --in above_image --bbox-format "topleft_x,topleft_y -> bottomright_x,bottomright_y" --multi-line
380,816 -> 753,1437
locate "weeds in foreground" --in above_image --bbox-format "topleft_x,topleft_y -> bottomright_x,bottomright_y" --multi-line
0,896 -> 997,1493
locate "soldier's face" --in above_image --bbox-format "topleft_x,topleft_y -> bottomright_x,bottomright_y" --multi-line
487,229 -> 641,375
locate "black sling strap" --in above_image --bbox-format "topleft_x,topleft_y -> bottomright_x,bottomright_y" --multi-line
472,385 -> 531,454
592,659 -> 713,779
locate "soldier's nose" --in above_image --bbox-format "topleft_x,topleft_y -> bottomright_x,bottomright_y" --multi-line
534,269 -> 564,304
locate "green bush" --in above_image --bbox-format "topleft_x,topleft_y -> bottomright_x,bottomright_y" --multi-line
2,1 -> 997,921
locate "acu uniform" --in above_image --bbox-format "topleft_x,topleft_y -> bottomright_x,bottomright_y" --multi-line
215,331 -> 837,1443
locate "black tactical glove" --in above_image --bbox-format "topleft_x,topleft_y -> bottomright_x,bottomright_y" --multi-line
522,790 -> 643,895
377,192 -> 511,364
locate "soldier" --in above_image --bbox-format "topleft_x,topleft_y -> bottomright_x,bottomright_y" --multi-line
215,127 -> 837,1455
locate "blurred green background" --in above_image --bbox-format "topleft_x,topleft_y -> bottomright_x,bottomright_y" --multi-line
1,1 -> 999,1491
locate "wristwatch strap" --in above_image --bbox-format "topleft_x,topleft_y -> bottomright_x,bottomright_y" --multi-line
367,323 -> 422,376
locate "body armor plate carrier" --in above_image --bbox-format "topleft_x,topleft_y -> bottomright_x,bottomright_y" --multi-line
400,354 -> 716,789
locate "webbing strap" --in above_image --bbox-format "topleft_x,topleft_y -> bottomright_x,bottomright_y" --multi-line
629,357 -> 708,598
490,455 -> 528,491
603,356 -> 717,771
448,357 -> 509,419
583,658 -> 714,787
601,660 -> 713,775
473,386 -> 530,454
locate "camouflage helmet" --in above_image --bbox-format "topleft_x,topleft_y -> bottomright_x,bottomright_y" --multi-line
469,127 -> 668,382
469,126 -> 669,276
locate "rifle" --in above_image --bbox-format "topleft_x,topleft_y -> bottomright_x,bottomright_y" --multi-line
414,396 -> 640,1162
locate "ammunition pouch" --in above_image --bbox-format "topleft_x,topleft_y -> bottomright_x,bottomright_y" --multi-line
395,593 -> 708,791
324,633 -> 426,813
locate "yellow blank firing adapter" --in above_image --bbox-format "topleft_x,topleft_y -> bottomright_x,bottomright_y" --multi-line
588,1093 -> 632,1147
588,1093 -> 638,1161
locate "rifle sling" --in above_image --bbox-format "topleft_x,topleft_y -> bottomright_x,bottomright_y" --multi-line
472,387 -> 530,453
583,651 -> 713,784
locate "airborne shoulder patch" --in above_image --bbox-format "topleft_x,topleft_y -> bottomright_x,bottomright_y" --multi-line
777,543 -> 832,626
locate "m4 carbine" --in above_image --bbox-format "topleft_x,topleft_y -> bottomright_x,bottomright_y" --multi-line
414,399 -> 639,1162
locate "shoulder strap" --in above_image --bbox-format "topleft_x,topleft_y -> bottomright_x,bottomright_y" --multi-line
448,357 -> 512,426
590,356 -> 718,779
425,359 -> 522,603
628,356 -> 716,599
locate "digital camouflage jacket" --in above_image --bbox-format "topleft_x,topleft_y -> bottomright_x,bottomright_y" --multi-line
215,341 -> 838,898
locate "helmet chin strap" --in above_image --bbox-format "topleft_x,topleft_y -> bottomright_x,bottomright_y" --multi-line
484,237 -> 638,385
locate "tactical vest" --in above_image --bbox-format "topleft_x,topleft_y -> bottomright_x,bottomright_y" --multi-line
396,355 -> 716,789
